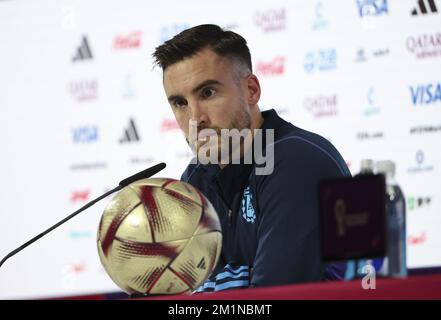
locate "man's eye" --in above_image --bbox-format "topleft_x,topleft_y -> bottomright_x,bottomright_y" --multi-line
174,99 -> 187,108
201,88 -> 216,98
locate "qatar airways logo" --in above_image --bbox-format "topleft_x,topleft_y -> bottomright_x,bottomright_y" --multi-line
188,120 -> 274,175
406,33 -> 441,59
254,8 -> 286,32
68,79 -> 98,102
113,31 -> 142,50
255,57 -> 285,77
304,94 -> 337,118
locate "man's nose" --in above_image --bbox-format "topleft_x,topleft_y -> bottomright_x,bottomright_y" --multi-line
189,101 -> 209,127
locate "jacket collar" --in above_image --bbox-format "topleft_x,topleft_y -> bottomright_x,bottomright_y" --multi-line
194,108 -> 287,207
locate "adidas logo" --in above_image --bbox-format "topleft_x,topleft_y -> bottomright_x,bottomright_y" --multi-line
72,36 -> 93,62
411,0 -> 438,15
196,257 -> 206,270
119,118 -> 140,143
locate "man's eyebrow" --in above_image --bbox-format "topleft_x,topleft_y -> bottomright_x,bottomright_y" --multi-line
167,79 -> 222,103
191,79 -> 222,95
167,94 -> 182,103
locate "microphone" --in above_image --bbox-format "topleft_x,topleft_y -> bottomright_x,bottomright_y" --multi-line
0,162 -> 166,269
118,162 -> 166,187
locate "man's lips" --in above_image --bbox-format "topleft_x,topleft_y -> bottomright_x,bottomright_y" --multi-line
198,131 -> 217,141
190,130 -> 219,145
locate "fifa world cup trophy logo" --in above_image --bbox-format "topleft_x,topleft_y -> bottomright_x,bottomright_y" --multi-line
334,199 -> 346,237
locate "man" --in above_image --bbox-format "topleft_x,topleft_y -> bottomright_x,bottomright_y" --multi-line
153,24 -> 349,293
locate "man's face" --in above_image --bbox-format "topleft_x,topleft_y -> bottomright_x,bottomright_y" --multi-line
163,48 -> 252,158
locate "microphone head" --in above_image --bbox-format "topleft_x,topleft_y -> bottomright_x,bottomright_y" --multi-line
119,163 -> 166,187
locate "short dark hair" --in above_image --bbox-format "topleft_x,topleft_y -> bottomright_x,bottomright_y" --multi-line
152,24 -> 252,72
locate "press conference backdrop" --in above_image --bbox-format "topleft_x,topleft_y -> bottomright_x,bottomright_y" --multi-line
0,0 -> 440,299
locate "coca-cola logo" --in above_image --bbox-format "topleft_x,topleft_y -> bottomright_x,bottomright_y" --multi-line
114,31 -> 142,50
161,119 -> 180,132
70,190 -> 90,203
255,57 -> 285,76
70,263 -> 87,274
408,232 -> 427,246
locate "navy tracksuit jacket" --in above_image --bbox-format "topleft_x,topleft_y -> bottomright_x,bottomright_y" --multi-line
181,109 -> 350,292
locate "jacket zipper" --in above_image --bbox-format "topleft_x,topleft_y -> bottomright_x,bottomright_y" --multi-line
214,177 -> 233,226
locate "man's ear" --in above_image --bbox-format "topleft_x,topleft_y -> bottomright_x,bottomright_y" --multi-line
246,74 -> 261,107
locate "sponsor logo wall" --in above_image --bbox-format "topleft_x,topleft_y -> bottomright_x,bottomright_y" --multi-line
0,0 -> 440,299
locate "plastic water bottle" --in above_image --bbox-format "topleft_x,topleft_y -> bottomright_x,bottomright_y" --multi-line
359,159 -> 375,175
376,160 -> 407,277
353,159 -> 384,278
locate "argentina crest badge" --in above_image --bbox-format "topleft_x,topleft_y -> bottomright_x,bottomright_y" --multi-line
241,186 -> 256,223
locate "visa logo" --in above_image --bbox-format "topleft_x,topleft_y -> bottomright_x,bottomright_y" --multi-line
410,83 -> 441,105
357,0 -> 388,17
72,126 -> 98,143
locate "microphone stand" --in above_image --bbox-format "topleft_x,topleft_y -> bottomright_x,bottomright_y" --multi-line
0,162 -> 166,269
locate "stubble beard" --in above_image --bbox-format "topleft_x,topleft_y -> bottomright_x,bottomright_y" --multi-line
186,102 -> 252,165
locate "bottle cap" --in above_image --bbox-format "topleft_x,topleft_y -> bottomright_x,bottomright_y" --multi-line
376,160 -> 396,177
360,159 -> 374,173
